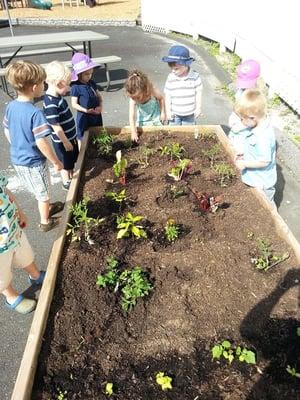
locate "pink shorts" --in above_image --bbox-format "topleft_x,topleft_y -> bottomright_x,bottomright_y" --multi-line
0,232 -> 34,292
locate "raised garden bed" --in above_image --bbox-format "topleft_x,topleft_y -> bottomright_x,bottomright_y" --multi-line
13,127 -> 300,400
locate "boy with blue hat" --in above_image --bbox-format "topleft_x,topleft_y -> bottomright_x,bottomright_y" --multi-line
162,45 -> 202,125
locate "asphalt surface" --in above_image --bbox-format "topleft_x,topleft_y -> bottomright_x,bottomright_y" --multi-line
0,24 -> 299,400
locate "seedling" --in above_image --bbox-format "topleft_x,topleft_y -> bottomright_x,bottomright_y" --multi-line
137,146 -> 156,168
96,256 -> 119,290
212,340 -> 256,365
116,212 -> 147,239
156,372 -> 172,391
169,184 -> 186,199
160,142 -> 185,160
113,150 -> 127,185
251,238 -> 289,271
286,365 -> 300,378
92,128 -> 113,156
202,144 -> 221,167
297,327 -> 300,336
164,219 -> 180,242
168,158 -> 192,181
213,162 -> 235,186
67,197 -> 104,244
105,382 -> 114,396
188,187 -> 221,213
56,389 -> 67,400
105,189 -> 127,211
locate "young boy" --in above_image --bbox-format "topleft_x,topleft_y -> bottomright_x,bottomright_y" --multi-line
3,61 -> 64,232
234,89 -> 277,204
162,45 -> 202,125
0,171 -> 45,314
43,61 -> 79,191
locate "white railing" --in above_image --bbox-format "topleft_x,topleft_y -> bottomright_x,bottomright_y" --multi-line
141,0 -> 300,114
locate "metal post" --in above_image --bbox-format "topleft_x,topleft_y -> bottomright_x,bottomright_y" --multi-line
3,0 -> 14,36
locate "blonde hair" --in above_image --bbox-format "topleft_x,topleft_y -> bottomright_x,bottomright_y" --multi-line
124,69 -> 153,101
45,61 -> 71,84
234,89 -> 267,119
6,60 -> 46,92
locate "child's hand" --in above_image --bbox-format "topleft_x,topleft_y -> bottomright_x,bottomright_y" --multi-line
63,140 -> 73,152
160,111 -> 167,123
93,106 -> 102,115
18,209 -> 28,229
86,108 -> 96,114
131,131 -> 139,143
235,159 -> 247,171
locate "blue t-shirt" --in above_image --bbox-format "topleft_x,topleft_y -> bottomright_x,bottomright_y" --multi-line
3,100 -> 52,167
241,118 -> 277,189
0,172 -> 21,254
43,93 -> 77,143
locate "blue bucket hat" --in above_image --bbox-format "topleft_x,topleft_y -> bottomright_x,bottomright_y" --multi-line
162,45 -> 195,65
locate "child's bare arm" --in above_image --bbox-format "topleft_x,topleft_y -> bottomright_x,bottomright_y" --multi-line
235,159 -> 269,171
93,90 -> 103,114
165,92 -> 172,120
129,98 -> 138,142
71,96 -> 94,114
51,124 -> 73,151
6,188 -> 27,228
153,87 -> 167,122
36,137 -> 63,171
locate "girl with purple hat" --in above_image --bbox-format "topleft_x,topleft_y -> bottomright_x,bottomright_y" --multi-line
70,53 -> 103,149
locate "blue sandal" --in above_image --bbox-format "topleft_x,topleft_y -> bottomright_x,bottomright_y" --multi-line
29,270 -> 46,286
5,294 -> 36,314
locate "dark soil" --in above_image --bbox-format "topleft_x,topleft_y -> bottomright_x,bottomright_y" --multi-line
33,129 -> 300,400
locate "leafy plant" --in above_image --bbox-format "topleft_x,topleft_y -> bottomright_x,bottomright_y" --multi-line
92,128 -> 113,156
212,340 -> 256,365
137,146 -> 156,168
160,142 -> 185,160
164,219 -> 180,242
297,327 -> 300,336
67,197 -> 104,244
202,144 -> 221,166
213,162 -> 235,186
105,382 -> 114,396
168,158 -> 192,181
188,187 -> 221,213
169,184 -> 186,199
97,260 -> 152,312
251,238 -> 289,271
116,212 -> 147,239
286,365 -> 300,378
56,389 -> 67,400
113,150 -> 127,185
156,372 -> 173,391
105,189 -> 127,211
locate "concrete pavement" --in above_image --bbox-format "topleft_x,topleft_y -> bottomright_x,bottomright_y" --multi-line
0,24 -> 299,399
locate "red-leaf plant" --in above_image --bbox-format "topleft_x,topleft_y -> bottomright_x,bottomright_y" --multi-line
188,187 -> 222,213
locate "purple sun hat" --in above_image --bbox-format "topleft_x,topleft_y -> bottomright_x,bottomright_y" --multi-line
71,52 -> 99,82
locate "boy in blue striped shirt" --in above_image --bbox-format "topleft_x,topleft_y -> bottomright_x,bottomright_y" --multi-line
44,61 -> 79,191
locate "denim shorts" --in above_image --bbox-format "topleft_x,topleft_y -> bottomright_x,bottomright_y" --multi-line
169,114 -> 195,126
14,162 -> 50,202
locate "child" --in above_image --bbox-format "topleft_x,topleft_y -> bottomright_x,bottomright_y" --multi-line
43,61 -> 79,191
70,53 -> 103,148
234,89 -> 277,205
162,45 -> 202,125
124,69 -> 166,142
3,61 -> 64,232
0,171 -> 45,314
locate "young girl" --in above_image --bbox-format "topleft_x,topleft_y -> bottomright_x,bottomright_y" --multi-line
70,52 -> 103,148
124,70 -> 166,142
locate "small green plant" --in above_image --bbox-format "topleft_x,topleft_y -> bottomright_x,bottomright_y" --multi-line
116,212 -> 147,239
97,260 -> 152,312
160,142 -> 185,160
156,372 -> 173,391
137,146 -> 156,168
268,94 -> 282,108
297,327 -> 300,336
113,150 -> 127,185
67,197 -> 104,244
212,340 -> 256,365
105,382 -> 114,396
56,389 -> 67,400
92,128 -> 113,156
168,158 -> 191,181
164,219 -> 180,242
202,144 -> 221,166
213,162 -> 235,186
169,184 -> 186,199
251,238 -> 289,271
215,84 -> 236,102
105,189 -> 127,211
286,365 -> 300,378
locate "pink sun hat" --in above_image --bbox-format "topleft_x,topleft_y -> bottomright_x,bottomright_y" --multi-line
236,59 -> 261,89
71,52 -> 99,82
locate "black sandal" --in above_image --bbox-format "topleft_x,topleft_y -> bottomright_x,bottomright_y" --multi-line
49,201 -> 64,217
39,217 -> 60,232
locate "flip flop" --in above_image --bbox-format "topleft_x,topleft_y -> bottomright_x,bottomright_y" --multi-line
28,270 -> 46,286
5,295 -> 36,314
49,201 -> 64,217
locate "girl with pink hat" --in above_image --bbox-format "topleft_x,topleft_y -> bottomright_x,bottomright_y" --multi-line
70,52 -> 103,148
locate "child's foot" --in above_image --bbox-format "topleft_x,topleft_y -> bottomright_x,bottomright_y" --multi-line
28,270 -> 46,286
5,294 -> 36,314
39,217 -> 60,232
49,201 -> 64,217
62,181 -> 71,191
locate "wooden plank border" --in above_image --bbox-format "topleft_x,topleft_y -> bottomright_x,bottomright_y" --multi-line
10,125 -> 300,399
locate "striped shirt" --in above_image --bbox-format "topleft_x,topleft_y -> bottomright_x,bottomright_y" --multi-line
43,94 -> 76,143
3,100 -> 52,166
164,69 -> 202,116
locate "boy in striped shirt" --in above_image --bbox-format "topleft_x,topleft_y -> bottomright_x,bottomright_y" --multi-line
162,45 -> 202,125
43,61 -> 79,191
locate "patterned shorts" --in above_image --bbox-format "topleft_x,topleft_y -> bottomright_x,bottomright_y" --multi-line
14,162 -> 50,202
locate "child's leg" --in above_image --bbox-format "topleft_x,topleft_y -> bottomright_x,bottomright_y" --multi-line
60,169 -> 70,186
38,199 -> 50,225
